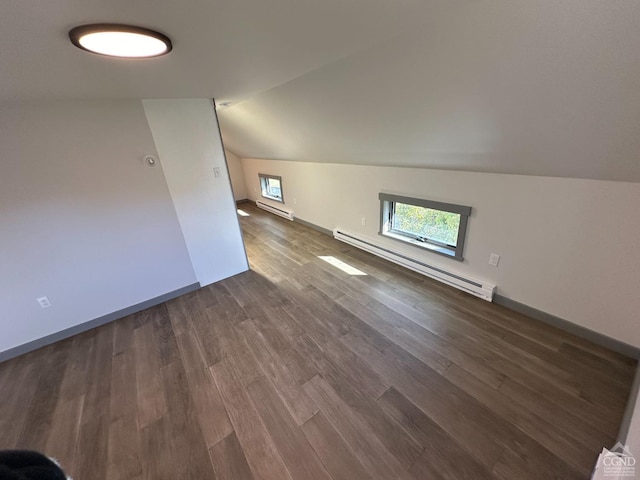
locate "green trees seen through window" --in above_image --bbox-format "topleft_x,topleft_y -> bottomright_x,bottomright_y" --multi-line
392,203 -> 461,247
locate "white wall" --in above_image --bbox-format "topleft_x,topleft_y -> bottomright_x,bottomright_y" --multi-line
225,149 -> 248,201
143,99 -> 248,286
0,101 -> 197,354
242,158 -> 640,347
627,396 -> 640,459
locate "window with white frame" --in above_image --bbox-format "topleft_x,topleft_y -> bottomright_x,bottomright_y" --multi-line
379,193 -> 471,261
259,174 -> 284,203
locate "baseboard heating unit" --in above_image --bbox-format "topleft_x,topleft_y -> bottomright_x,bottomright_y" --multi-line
333,228 -> 496,301
256,200 -> 294,221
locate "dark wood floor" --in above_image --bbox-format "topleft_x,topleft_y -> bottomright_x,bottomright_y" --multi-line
0,203 -> 636,479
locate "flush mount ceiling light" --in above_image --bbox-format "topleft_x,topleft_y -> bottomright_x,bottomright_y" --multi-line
69,24 -> 172,58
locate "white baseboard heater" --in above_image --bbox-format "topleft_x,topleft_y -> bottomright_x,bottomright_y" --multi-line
256,200 -> 294,221
333,228 -> 496,301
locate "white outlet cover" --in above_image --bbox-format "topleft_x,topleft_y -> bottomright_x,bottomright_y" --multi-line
489,254 -> 500,267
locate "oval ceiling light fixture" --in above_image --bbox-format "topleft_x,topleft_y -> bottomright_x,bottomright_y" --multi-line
69,24 -> 172,58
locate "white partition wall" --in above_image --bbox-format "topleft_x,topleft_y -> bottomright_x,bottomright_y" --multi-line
143,99 -> 248,286
0,100 -> 198,355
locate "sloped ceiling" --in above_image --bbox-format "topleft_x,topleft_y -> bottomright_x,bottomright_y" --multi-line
3,0 -> 640,181
218,0 -> 640,182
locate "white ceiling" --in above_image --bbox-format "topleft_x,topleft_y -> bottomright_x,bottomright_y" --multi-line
1,0 -> 453,102
218,0 -> 640,182
4,0 -> 640,181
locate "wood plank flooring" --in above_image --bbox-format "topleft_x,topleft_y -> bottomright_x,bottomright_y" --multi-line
0,202 -> 636,479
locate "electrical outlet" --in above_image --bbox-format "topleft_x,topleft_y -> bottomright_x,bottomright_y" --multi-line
293,197 -> 297,205
489,254 -> 500,267
361,217 -> 366,226
37,296 -> 52,308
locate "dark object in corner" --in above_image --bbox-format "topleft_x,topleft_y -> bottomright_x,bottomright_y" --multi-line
0,451 -> 68,480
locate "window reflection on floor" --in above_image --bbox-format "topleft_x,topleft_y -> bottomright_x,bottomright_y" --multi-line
318,256 -> 367,276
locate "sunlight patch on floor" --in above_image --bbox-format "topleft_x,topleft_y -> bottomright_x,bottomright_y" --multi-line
318,256 -> 367,276
237,209 -> 250,217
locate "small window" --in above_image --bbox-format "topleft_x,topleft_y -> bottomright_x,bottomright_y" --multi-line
259,174 -> 284,203
379,193 -> 471,261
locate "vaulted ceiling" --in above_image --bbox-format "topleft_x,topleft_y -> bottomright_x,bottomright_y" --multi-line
218,0 -> 640,182
4,0 -> 640,181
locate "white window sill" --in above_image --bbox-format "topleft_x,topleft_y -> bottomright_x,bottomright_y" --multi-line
261,194 -> 283,203
381,231 -> 459,260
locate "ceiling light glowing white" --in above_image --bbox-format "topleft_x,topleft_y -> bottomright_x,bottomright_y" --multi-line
69,24 -> 172,58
